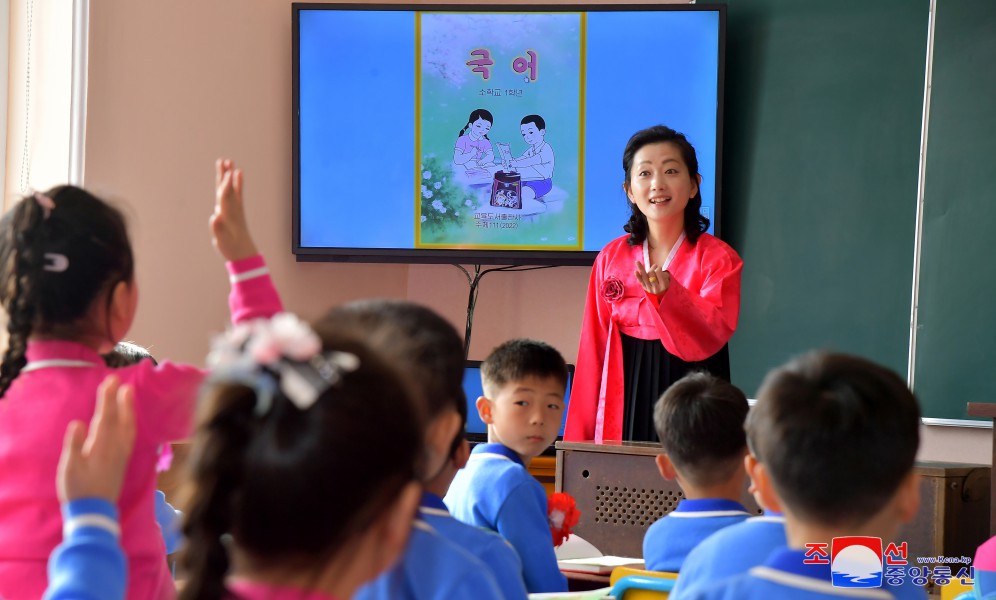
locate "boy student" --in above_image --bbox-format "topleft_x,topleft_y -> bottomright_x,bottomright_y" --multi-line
685,351 -> 926,600
505,114 -> 555,200
669,451 -> 787,598
318,301 -> 507,600
445,339 -> 569,593
642,372 -> 753,572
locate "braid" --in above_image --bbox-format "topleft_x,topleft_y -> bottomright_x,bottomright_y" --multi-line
178,386 -> 256,600
0,199 -> 47,398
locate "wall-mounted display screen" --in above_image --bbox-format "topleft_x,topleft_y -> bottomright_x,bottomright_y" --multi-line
293,3 -> 725,265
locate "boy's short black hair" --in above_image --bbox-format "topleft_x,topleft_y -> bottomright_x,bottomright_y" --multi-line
653,372 -> 748,487
481,339 -> 567,398
748,351 -> 920,527
520,114 -> 546,131
102,341 -> 158,368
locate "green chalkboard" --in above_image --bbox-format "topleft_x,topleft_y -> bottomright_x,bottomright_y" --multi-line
912,0 -> 996,420
721,1 -> 929,397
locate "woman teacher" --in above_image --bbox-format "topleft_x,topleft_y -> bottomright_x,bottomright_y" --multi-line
564,125 -> 742,442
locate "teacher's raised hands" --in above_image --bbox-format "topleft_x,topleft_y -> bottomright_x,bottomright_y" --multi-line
635,260 -> 670,297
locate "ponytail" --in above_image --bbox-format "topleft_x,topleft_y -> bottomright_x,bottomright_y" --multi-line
178,327 -> 422,597
178,386 -> 256,600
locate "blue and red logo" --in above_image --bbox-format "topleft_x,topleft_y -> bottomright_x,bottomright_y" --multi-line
831,537 -> 884,588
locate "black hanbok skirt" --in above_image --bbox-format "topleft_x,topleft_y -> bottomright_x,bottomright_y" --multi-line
620,332 -> 731,442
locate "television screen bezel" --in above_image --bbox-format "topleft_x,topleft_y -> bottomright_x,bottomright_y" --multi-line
292,2 -> 726,267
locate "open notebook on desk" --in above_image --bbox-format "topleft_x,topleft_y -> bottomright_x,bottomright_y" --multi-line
555,533 -> 643,575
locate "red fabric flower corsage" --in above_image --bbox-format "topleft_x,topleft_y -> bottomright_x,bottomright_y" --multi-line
601,276 -> 624,303
548,492 -> 581,547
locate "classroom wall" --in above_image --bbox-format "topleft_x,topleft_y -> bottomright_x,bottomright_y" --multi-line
82,0 -> 990,465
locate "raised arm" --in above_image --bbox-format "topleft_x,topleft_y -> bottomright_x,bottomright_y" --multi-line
45,377 -> 134,600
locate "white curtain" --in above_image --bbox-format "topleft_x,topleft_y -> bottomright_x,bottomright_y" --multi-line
3,0 -> 76,210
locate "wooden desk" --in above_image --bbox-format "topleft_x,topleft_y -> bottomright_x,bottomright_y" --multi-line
967,402 -> 996,535
557,441 -> 989,564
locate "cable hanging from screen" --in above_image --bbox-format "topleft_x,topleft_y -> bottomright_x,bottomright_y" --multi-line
454,264 -> 558,359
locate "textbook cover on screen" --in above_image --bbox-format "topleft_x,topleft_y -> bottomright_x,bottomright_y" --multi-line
293,4 -> 725,265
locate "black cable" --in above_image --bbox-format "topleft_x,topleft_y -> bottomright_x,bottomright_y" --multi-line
453,264 -> 558,359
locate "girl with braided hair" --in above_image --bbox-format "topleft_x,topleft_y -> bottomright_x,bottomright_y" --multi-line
177,321 -> 423,600
0,159 -> 283,599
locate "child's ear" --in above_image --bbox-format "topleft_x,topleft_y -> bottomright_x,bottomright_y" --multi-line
106,279 -> 138,345
748,460 -> 782,513
655,453 -> 677,481
894,471 -> 921,524
476,396 -> 494,425
453,438 -> 471,470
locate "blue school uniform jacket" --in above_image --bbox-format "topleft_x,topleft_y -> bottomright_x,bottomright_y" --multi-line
353,517 -> 504,600
154,490 -> 183,555
419,492 -> 528,600
684,547 -> 928,600
642,498 -> 752,572
444,443 -> 568,593
670,511 -> 786,598
44,499 -> 126,600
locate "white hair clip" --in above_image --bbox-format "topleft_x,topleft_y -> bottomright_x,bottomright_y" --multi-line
43,253 -> 69,273
207,313 -> 359,414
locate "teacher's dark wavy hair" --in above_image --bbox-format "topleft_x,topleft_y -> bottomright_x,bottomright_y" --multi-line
622,125 -> 710,246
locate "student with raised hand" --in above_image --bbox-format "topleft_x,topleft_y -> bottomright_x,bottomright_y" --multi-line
45,376 -> 136,600
317,301 -> 514,600
179,317 -> 422,600
445,339 -> 570,594
670,441 -> 787,598
642,372 -> 753,573
0,158 -> 283,600
685,352 -> 926,600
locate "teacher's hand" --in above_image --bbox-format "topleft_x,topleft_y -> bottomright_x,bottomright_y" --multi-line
635,260 -> 670,297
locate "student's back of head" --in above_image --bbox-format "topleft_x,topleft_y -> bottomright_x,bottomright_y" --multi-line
748,351 -> 920,527
0,186 -> 134,398
654,372 -> 748,487
316,300 -> 468,471
316,299 -> 466,425
480,338 -> 568,398
178,325 -> 423,600
102,341 -> 158,368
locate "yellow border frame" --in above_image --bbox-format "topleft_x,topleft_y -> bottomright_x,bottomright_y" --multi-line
414,11 -> 586,251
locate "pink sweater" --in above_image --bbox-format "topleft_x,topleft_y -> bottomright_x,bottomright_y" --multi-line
0,255 -> 282,600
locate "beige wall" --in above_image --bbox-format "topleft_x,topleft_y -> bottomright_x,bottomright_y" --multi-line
83,0 -> 990,466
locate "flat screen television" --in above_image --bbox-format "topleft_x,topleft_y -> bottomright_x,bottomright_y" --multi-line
293,3 -> 725,265
462,360 -> 574,448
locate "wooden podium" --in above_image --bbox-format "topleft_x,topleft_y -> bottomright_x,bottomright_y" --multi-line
556,441 -> 990,563
967,402 -> 996,535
